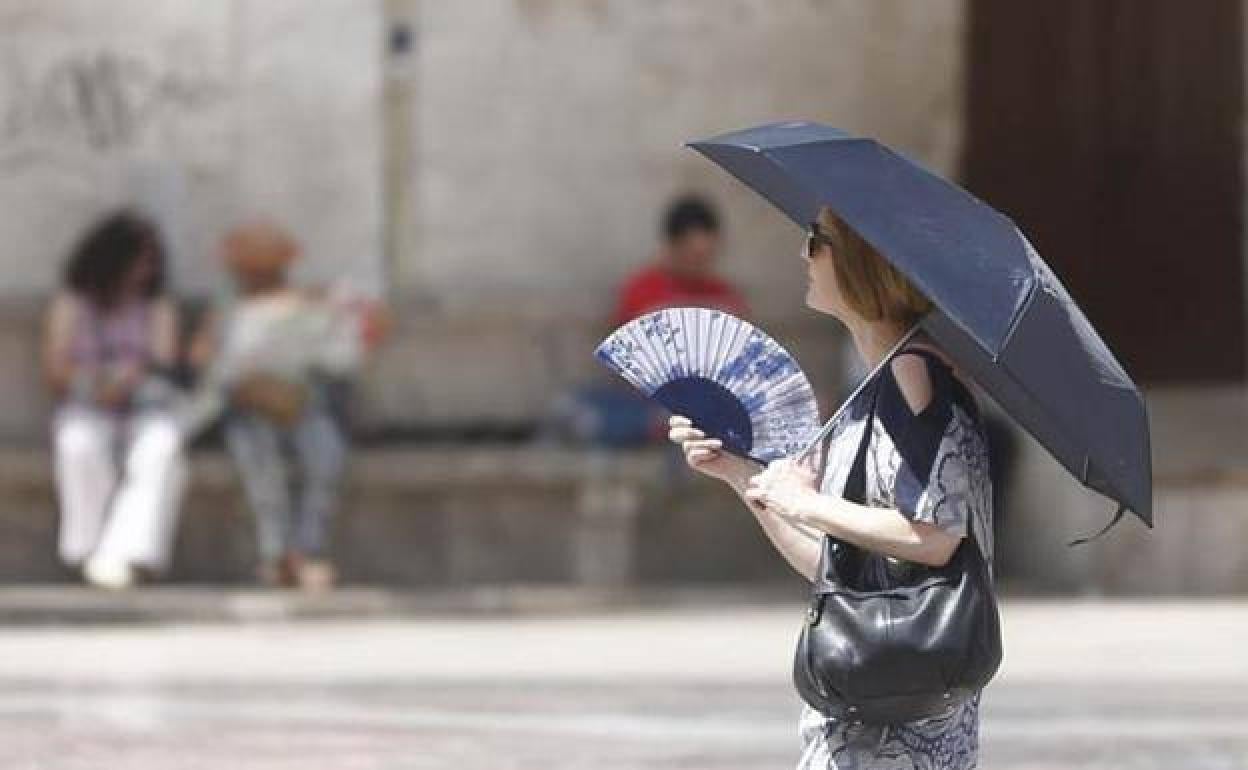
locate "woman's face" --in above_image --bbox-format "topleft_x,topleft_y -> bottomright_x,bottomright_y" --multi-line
120,246 -> 157,298
803,237 -> 850,320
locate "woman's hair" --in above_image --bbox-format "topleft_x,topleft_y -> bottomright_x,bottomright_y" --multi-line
64,210 -> 166,307
816,207 -> 932,324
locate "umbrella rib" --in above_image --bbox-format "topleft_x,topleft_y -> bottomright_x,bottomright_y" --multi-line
992,266 -> 1040,364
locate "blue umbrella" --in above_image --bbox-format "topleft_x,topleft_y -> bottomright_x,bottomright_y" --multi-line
688,121 -> 1152,536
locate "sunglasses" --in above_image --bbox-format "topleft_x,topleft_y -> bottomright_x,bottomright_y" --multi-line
803,221 -> 836,260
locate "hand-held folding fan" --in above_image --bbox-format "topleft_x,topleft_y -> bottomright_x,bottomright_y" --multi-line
594,307 -> 820,464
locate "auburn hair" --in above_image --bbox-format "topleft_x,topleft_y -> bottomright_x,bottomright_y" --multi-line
816,207 -> 932,324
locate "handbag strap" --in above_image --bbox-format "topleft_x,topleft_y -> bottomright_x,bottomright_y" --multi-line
842,344 -> 942,505
832,345 -> 984,553
841,374 -> 881,506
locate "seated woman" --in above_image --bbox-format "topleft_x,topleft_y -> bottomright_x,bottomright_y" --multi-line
187,221 -> 385,591
43,211 -> 187,589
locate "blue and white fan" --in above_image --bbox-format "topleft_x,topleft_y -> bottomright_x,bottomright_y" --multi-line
594,307 -> 820,464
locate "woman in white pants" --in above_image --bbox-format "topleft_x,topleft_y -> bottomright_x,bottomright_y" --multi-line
43,211 -> 187,589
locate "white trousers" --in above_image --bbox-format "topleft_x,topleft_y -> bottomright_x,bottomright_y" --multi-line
53,406 -> 188,571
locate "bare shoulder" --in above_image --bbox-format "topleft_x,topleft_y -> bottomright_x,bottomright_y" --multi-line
888,352 -> 936,417
48,289 -> 79,314
888,337 -> 978,420
45,290 -> 82,328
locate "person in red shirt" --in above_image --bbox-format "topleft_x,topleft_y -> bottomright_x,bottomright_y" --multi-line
613,195 -> 749,325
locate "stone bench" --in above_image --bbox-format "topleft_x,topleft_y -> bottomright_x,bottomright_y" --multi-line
3,436 -> 1247,593
0,445 -> 796,587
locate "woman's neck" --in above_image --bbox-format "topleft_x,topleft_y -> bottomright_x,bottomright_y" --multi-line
844,316 -> 917,370
89,290 -> 144,316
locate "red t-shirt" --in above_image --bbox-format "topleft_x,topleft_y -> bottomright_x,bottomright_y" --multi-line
612,264 -> 749,326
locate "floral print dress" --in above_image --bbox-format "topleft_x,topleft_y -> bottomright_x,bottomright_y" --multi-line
796,344 -> 995,770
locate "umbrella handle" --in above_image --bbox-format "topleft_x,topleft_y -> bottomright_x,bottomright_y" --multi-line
793,323 -> 923,468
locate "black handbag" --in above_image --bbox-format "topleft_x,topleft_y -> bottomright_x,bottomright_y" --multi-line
792,359 -> 1003,725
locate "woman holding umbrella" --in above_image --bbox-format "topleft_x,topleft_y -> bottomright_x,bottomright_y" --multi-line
663,119 -> 1148,770
669,205 -> 994,768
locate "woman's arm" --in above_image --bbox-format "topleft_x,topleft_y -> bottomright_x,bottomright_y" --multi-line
185,308 -> 220,373
726,472 -> 823,581
668,416 -> 823,581
745,349 -> 965,568
42,292 -> 81,398
149,296 -> 179,368
745,473 -> 961,567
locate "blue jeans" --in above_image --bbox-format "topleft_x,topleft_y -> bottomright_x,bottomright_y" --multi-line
225,408 -> 346,561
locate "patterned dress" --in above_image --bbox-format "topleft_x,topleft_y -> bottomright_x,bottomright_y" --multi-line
796,344 -> 995,770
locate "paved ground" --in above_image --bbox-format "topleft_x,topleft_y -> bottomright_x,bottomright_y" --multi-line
0,598 -> 1245,769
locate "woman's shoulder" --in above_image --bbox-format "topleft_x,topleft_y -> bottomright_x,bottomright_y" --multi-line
50,289 -> 85,310
886,351 -> 941,418
883,342 -> 979,421
873,342 -> 984,480
43,291 -> 85,344
880,347 -> 954,422
46,290 -> 89,325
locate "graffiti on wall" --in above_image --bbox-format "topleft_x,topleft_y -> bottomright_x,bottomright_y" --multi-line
0,46 -> 226,158
0,7 -> 382,303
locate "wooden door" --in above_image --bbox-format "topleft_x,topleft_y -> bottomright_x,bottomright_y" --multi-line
963,0 -> 1245,383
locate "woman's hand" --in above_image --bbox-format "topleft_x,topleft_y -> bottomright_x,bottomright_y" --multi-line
669,418 -> 824,581
94,363 -> 144,409
668,415 -> 758,486
745,457 -> 821,523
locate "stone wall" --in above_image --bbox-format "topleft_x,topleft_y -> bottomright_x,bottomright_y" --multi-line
390,0 -> 965,316
0,0 -> 383,298
366,0 -> 966,427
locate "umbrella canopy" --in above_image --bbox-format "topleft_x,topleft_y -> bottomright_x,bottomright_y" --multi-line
688,121 -> 1152,528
